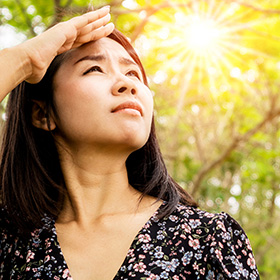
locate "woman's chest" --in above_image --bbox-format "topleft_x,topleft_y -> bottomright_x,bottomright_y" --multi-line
56,225 -> 141,280
54,208 -> 163,280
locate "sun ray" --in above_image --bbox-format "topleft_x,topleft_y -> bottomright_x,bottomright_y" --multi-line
206,0 -> 217,20
175,52 -> 197,114
208,49 -> 235,89
219,41 -> 270,58
214,3 -> 254,26
204,55 -> 218,97
138,0 -> 268,101
208,0 -> 228,22
217,11 -> 254,27
220,19 -> 266,34
191,0 -> 201,15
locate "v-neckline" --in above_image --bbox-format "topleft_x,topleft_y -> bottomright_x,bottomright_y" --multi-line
52,201 -> 165,279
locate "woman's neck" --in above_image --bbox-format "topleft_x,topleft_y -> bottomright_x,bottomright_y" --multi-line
56,145 -> 141,227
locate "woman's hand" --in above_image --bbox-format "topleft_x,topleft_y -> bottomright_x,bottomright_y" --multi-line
0,6 -> 114,101
23,6 -> 114,84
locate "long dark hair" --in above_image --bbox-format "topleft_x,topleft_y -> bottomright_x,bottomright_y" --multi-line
0,29 -> 197,235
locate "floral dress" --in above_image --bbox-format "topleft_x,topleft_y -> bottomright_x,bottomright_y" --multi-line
0,203 -> 260,279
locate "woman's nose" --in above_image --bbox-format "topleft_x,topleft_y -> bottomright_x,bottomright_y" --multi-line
111,77 -> 137,96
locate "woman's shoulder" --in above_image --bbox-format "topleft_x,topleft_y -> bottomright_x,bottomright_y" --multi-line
165,203 -> 244,230
161,203 -> 232,227
164,203 -> 253,252
161,203 -> 259,279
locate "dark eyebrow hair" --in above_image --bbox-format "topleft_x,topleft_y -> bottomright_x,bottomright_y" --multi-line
74,54 -> 137,67
74,54 -> 106,65
119,57 -> 137,66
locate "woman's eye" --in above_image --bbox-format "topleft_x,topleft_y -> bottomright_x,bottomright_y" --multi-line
126,70 -> 140,79
83,66 -> 103,75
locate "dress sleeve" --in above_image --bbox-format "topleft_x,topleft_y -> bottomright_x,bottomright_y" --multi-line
207,212 -> 260,280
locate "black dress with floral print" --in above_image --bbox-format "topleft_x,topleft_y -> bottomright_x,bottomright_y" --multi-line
0,203 -> 260,279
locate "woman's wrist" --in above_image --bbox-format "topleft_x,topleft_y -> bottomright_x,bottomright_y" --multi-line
14,43 -> 33,82
1,44 -> 32,84
0,45 -> 32,101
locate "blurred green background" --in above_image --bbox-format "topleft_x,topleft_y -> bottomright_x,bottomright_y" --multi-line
0,0 -> 279,278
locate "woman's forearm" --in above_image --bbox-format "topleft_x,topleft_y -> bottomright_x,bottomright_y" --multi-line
0,45 -> 31,102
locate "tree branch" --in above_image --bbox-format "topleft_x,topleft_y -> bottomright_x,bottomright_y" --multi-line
130,1 -> 192,43
247,28 -> 280,42
191,107 -> 280,196
53,0 -> 64,25
64,0 -> 73,8
48,1 -> 122,26
47,0 -> 192,37
15,0 -> 36,37
190,117 -> 206,163
224,0 -> 280,14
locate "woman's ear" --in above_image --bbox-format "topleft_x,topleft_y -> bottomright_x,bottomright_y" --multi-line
31,100 -> 56,131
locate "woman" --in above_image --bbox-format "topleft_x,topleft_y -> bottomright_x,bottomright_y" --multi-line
0,6 -> 259,280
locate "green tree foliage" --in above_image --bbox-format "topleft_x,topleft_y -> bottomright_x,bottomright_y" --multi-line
1,0 -> 280,278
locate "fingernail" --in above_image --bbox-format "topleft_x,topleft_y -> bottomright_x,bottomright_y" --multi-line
107,22 -> 114,28
103,22 -> 114,28
102,5 -> 110,10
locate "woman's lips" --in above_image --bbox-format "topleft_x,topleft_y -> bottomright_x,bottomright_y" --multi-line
112,101 -> 143,116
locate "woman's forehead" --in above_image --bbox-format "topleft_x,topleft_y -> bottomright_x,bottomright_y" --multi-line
70,37 -> 133,63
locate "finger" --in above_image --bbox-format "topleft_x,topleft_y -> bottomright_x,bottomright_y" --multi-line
70,6 -> 110,29
78,13 -> 111,36
73,22 -> 115,47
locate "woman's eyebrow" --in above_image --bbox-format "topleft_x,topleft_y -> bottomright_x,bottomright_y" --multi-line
74,54 -> 106,65
74,55 -> 137,67
119,57 -> 137,66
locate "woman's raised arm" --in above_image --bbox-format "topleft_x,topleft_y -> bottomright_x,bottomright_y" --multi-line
0,6 -> 114,102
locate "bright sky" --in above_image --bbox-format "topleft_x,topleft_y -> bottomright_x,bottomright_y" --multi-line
0,24 -> 26,49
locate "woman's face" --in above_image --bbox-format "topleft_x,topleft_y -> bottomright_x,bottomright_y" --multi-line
52,37 -> 153,154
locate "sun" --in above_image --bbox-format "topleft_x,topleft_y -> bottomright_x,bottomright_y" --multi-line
183,15 -> 222,54
136,0 -> 265,96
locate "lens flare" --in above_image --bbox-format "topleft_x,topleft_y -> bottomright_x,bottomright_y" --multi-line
136,0 -> 267,97
184,16 -> 221,54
